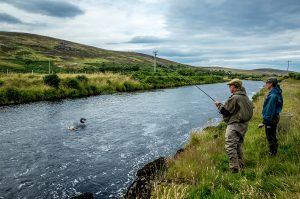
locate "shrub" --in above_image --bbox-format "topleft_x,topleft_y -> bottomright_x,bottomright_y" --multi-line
5,87 -> 20,102
124,81 -> 137,91
43,89 -> 58,100
87,85 -> 98,95
64,78 -> 80,89
176,68 -> 195,76
106,79 -> 112,85
0,80 -> 4,87
288,72 -> 300,80
0,89 -> 7,104
115,83 -> 126,92
76,75 -> 88,83
43,74 -> 60,88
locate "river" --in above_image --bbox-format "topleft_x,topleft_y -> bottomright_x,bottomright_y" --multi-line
0,80 -> 263,199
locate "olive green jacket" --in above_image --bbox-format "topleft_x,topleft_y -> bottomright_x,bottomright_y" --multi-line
217,87 -> 252,124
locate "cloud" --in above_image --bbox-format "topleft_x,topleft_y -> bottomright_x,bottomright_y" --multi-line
166,0 -> 300,34
0,0 -> 299,72
0,12 -> 22,24
0,0 -> 84,18
126,36 -> 168,44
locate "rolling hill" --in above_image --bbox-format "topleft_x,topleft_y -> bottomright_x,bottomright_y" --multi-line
0,32 -> 293,76
0,32 -> 182,73
201,66 -> 290,76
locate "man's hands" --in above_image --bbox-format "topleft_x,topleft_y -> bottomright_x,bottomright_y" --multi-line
258,123 -> 264,128
215,101 -> 222,109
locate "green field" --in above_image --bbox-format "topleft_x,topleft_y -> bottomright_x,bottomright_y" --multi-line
152,79 -> 300,199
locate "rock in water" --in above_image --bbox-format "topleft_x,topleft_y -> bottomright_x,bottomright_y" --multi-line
124,157 -> 166,199
70,192 -> 94,199
136,157 -> 166,178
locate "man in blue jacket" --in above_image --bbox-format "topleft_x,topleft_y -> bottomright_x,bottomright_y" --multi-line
258,77 -> 283,156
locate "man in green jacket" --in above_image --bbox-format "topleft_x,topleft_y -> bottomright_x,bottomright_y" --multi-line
215,79 -> 253,173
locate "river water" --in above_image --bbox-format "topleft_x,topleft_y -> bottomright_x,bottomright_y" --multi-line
0,81 -> 263,199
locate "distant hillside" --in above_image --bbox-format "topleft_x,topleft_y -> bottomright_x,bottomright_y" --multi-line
252,68 -> 290,75
201,66 -> 290,76
0,32 -> 290,76
0,32 -> 182,73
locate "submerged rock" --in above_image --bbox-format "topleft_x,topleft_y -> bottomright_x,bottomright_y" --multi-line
70,192 -> 94,199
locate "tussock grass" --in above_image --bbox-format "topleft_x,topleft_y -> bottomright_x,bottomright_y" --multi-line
152,79 -> 300,199
0,73 -> 144,105
0,70 -> 228,105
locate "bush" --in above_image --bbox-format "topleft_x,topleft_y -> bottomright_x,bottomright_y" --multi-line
43,74 -> 60,88
106,79 -> 112,85
115,83 -> 126,92
64,78 -> 80,89
288,72 -> 300,80
43,89 -> 58,100
87,85 -> 98,95
176,68 -> 195,76
5,87 -> 20,102
0,89 -> 7,104
76,75 -> 88,83
0,80 -> 4,87
124,81 -> 137,91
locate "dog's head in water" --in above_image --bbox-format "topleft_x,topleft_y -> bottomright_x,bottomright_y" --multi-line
80,118 -> 87,123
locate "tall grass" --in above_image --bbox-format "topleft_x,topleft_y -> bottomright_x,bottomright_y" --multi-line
0,70 -> 229,105
151,79 -> 300,199
0,73 -> 144,105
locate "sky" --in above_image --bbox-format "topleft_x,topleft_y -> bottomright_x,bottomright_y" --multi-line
0,0 -> 299,72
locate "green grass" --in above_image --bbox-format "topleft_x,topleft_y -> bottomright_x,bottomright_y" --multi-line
0,73 -> 145,105
0,71 -> 229,105
152,79 -> 300,199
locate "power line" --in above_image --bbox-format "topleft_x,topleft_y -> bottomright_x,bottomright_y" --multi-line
49,60 -> 51,74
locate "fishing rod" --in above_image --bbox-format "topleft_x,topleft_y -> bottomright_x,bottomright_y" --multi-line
193,84 -> 216,102
180,75 -> 216,102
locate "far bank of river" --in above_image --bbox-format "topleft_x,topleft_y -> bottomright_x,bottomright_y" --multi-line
0,72 -> 254,106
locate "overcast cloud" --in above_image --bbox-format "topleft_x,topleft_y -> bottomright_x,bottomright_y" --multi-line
0,0 -> 299,71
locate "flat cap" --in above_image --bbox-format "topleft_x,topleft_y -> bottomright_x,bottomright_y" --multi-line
266,77 -> 278,86
226,78 -> 242,87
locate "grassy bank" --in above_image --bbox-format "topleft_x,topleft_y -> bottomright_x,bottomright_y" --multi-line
0,72 -> 228,106
0,73 -> 145,105
152,79 -> 300,198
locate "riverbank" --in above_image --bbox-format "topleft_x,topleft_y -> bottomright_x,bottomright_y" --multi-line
0,73 -> 142,105
151,79 -> 300,198
0,72 -> 227,106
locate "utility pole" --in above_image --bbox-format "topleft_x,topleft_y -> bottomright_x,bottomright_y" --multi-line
48,60 -> 51,74
153,50 -> 158,73
287,60 -> 291,72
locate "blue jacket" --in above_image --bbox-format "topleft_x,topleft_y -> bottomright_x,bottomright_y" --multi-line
262,85 -> 283,124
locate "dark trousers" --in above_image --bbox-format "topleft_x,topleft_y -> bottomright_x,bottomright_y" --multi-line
265,124 -> 278,155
